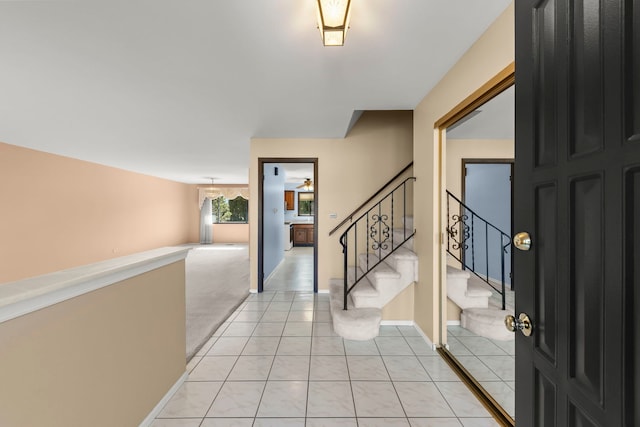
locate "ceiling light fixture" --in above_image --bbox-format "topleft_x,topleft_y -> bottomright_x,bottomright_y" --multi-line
316,0 -> 352,46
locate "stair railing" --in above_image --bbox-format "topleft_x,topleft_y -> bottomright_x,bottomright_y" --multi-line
445,190 -> 511,310
329,162 -> 413,237
339,177 -> 416,310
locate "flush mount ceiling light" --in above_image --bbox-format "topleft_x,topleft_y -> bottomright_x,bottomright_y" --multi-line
316,0 -> 352,46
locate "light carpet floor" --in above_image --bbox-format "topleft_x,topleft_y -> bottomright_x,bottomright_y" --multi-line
185,243 -> 250,360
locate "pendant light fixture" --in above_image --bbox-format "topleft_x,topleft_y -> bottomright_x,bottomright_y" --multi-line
316,0 -> 352,46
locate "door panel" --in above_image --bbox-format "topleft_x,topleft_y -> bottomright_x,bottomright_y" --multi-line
626,167 -> 640,425
535,371 -> 556,427
569,401 -> 599,427
516,0 -> 639,425
534,183 -> 557,363
533,0 -> 559,168
569,175 -> 603,403
570,0 -> 603,157
628,2 -> 640,141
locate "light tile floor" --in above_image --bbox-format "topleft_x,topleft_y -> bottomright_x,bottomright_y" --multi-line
446,326 -> 515,419
153,290 -> 501,427
264,247 -> 314,292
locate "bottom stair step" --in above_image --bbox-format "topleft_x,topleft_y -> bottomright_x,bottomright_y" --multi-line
460,307 -> 514,341
329,279 -> 381,340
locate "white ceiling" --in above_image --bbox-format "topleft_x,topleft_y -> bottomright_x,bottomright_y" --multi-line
280,163 -> 314,184
446,85 -> 514,139
0,1 -> 511,184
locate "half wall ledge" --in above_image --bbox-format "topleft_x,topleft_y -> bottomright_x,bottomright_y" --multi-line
0,247 -> 191,323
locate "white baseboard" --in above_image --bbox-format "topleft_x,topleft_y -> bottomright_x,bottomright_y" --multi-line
139,371 -> 188,427
447,320 -> 461,326
411,322 -> 437,351
317,289 -> 330,294
380,320 -> 437,351
380,320 -> 414,326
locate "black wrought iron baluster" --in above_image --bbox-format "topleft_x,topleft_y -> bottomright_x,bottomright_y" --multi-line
500,236 -> 506,310
354,223 -> 358,285
470,212 -> 476,271
378,203 -> 382,259
343,232 -> 348,310
367,213 -> 370,272
391,192 -> 395,249
404,182 -> 408,242
447,191 -> 451,253
485,222 -> 489,282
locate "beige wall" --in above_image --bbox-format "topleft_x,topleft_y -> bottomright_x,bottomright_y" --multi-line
0,261 -> 186,427
412,3 -> 514,342
213,224 -> 250,243
250,111 -> 414,319
0,142 -> 200,283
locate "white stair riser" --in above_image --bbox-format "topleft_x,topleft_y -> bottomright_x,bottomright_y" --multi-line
446,265 -> 492,310
351,252 -> 418,309
352,274 -> 401,308
447,277 -> 489,309
461,309 -> 514,341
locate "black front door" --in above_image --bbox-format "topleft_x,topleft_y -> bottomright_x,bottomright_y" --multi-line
515,0 -> 640,425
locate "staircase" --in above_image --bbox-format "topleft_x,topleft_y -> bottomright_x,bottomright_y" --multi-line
445,191 -> 514,341
328,167 -> 418,341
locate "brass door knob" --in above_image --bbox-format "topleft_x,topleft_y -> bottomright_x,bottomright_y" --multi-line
513,232 -> 532,251
504,313 -> 533,336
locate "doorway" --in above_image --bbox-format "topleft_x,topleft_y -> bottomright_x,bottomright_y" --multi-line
462,159 -> 514,290
257,158 -> 318,293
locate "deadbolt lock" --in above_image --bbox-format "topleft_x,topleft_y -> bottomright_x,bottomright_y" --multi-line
504,313 -> 533,337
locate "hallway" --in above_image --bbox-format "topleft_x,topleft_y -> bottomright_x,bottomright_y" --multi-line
263,247 -> 314,292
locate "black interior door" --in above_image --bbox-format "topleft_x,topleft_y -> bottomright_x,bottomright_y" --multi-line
515,0 -> 640,425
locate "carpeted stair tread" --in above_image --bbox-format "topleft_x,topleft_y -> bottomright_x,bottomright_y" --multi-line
345,271 -> 379,296
466,281 -> 493,297
461,307 -> 514,341
355,254 -> 401,279
446,265 -> 471,279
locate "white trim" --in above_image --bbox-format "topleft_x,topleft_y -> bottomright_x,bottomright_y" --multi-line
317,289 -> 330,294
447,320 -> 461,326
412,322 -> 436,350
138,371 -> 188,427
380,320 -> 437,351
0,247 -> 190,324
380,320 -> 414,326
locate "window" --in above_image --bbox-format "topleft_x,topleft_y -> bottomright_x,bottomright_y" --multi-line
298,192 -> 314,216
212,196 -> 248,223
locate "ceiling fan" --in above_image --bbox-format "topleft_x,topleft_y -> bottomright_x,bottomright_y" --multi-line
296,178 -> 313,191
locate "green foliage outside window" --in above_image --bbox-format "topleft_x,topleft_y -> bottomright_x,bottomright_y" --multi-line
212,196 -> 248,223
298,192 -> 314,216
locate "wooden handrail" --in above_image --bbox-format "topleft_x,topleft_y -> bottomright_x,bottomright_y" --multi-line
328,161 -> 414,236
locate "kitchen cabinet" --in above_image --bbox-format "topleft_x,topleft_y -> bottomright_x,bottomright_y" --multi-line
284,191 -> 295,210
293,223 -> 314,246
